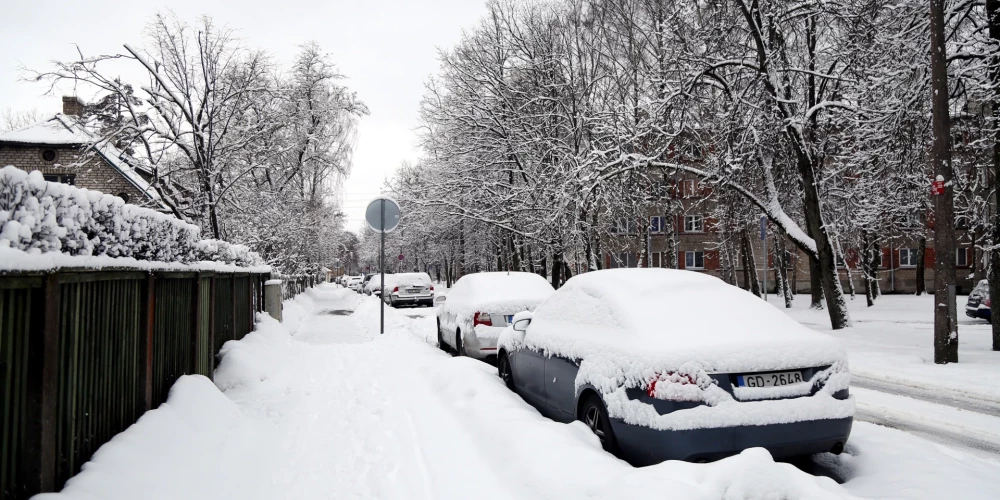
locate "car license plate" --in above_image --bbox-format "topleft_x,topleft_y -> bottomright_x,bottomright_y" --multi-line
406,288 -> 420,293
737,370 -> 804,388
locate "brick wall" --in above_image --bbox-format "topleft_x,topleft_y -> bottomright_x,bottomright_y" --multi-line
0,144 -> 149,204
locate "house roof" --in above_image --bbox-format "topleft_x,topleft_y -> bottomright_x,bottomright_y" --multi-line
0,114 -> 169,210
0,114 -> 90,145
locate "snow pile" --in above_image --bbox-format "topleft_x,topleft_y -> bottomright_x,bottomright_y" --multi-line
382,272 -> 432,289
445,271 -> 554,322
499,268 -> 853,430
194,239 -> 265,268
0,166 -> 264,268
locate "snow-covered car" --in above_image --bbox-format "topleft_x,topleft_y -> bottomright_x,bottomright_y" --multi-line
364,273 -> 391,296
497,268 -> 854,466
345,275 -> 364,292
965,279 -> 992,322
436,272 -> 554,359
359,273 -> 377,294
382,272 -> 435,307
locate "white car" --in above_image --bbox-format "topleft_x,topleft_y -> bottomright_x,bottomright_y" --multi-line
365,273 -> 391,295
437,272 -> 554,359
382,272 -> 435,307
345,275 -> 364,292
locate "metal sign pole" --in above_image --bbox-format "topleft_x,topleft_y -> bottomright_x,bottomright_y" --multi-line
380,200 -> 385,335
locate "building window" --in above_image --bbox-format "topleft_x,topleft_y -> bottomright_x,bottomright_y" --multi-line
117,193 -> 131,203
651,179 -> 670,200
685,251 -> 705,270
785,250 -> 795,270
41,149 -> 57,162
684,215 -> 704,232
903,212 -> 921,228
649,216 -> 664,234
42,174 -> 75,185
680,179 -> 697,198
956,248 -> 968,267
651,252 -> 662,268
899,248 -> 918,268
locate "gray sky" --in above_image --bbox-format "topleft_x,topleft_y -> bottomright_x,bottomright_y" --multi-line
0,0 -> 488,232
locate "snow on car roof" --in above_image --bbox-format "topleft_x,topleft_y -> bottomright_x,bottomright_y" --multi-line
447,272 -> 554,317
384,272 -> 431,287
524,268 -> 844,373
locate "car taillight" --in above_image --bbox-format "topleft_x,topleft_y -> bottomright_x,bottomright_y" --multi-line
646,371 -> 705,402
430,285 -> 435,291
985,297 -> 992,307
473,312 -> 492,327
393,286 -> 399,293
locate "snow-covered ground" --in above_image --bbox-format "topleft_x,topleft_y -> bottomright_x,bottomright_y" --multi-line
38,284 -> 1000,500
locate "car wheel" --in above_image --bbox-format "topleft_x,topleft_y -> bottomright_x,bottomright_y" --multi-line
579,395 -> 617,453
437,323 -> 449,353
455,329 -> 465,356
498,353 -> 515,391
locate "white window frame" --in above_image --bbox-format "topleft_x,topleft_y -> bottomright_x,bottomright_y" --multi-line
684,215 -> 704,233
956,248 -> 969,267
651,252 -> 662,268
899,248 -> 918,268
650,216 -> 664,234
685,250 -> 705,270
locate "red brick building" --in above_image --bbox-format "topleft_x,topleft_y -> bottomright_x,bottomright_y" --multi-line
602,175 -> 980,294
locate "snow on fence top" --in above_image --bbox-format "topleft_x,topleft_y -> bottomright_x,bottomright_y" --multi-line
0,166 -> 268,272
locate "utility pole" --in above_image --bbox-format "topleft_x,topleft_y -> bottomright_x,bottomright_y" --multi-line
929,0 -> 959,363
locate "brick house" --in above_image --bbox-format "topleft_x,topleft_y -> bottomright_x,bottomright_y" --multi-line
601,174 -> 979,294
0,96 -> 166,210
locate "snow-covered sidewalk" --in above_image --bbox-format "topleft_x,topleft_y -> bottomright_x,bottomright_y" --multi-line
39,284 -> 1000,500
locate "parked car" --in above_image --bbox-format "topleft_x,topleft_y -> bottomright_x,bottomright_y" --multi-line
345,275 -> 364,292
364,273 -> 391,296
966,279 -> 992,323
382,272 -> 435,307
359,273 -> 377,294
496,268 -> 854,466
437,272 -> 554,359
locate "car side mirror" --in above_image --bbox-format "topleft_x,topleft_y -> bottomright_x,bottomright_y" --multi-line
434,295 -> 447,304
512,318 -> 531,332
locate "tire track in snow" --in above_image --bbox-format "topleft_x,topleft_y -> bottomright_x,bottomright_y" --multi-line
854,408 -> 1000,456
852,375 -> 1000,416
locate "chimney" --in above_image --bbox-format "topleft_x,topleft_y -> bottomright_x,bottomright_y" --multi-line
62,96 -> 84,117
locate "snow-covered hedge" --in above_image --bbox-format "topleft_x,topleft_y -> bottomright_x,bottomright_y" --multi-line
0,166 -> 263,268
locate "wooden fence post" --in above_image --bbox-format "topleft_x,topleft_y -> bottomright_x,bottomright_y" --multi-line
140,273 -> 155,412
23,273 -> 60,494
190,274 -> 201,376
208,275 -> 216,374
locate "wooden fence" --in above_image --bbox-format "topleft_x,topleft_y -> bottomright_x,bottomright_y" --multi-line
0,269 -> 270,500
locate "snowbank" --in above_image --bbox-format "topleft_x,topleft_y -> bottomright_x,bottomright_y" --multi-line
38,284 -> 1000,500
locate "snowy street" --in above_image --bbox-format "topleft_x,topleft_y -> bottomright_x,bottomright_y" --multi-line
40,284 -> 1000,500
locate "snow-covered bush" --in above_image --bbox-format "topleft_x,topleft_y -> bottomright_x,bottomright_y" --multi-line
194,239 -> 265,268
0,166 -> 259,267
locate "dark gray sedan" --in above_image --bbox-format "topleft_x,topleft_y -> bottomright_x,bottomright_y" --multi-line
496,268 -> 854,466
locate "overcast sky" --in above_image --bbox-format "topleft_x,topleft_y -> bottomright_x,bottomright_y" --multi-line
0,0 -> 488,232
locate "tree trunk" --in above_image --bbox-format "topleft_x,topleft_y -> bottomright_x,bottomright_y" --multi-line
774,233 -> 792,308
930,0 -> 959,363
808,254 -> 824,309
551,253 -> 563,288
741,229 -> 762,297
915,236 -> 927,295
987,0 -> 1000,351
